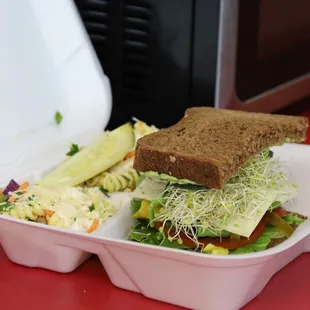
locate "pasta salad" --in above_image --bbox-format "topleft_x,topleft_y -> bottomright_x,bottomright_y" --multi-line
0,179 -> 126,233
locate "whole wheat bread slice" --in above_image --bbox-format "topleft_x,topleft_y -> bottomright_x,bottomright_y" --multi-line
133,107 -> 309,189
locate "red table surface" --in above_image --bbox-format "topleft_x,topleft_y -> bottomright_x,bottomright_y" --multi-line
2,112 -> 310,310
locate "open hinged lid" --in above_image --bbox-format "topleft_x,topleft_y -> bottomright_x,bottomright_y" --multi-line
0,0 -> 112,185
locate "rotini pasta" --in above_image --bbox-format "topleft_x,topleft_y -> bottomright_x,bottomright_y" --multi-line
97,168 -> 139,192
82,119 -> 158,193
3,203 -> 45,221
84,158 -> 140,192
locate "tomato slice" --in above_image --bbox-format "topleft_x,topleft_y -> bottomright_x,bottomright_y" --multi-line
154,216 -> 267,250
272,207 -> 286,217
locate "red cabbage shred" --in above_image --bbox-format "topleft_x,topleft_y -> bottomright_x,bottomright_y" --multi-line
3,179 -> 20,197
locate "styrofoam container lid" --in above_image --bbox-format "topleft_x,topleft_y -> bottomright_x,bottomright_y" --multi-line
0,0 -> 111,185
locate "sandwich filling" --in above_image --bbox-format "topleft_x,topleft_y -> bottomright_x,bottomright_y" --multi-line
128,150 -> 306,254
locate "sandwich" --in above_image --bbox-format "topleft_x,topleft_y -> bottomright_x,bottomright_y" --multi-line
127,107 -> 309,255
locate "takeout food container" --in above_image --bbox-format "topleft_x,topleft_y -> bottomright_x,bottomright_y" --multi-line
1,1 -> 310,310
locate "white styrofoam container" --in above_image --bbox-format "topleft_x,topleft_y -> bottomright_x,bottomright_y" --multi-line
80,143 -> 310,310
0,0 -> 113,272
0,1 -> 309,309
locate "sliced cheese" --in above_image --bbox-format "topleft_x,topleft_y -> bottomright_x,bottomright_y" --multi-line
220,185 -> 297,237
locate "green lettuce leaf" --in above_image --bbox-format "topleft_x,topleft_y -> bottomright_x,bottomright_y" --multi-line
130,199 -> 142,214
196,227 -> 230,238
230,215 -> 306,254
138,171 -> 196,185
230,230 -> 275,254
283,213 -> 306,226
129,225 -> 190,249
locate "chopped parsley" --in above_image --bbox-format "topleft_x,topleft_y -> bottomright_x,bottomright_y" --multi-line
0,194 -> 6,202
54,111 -> 63,125
0,202 -> 14,212
99,187 -> 110,197
28,195 -> 35,201
66,143 -> 80,156
0,194 -> 12,211
89,204 -> 95,212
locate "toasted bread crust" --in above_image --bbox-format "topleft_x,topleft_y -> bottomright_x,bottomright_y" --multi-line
133,107 -> 309,189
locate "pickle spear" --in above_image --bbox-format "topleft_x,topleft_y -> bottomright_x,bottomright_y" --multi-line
38,122 -> 135,189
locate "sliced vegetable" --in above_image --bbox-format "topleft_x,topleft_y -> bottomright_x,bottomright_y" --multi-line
132,200 -> 150,220
154,216 -> 267,250
129,225 -> 190,250
38,122 -> 135,189
272,207 -> 287,217
266,212 -> 294,237
230,233 -> 241,242
3,179 -> 20,197
66,143 -> 80,156
8,196 -> 16,203
0,202 -> 14,212
202,244 -> 229,255
18,182 -> 29,190
125,149 -> 135,160
196,227 -> 230,238
271,201 -> 282,209
231,231 -> 274,254
99,187 -> 110,197
45,210 -> 55,217
0,194 -> 6,202
130,199 -> 142,214
87,219 -> 99,233
283,213 -> 306,226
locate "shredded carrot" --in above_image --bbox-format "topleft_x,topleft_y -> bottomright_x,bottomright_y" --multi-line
87,219 -> 99,233
125,149 -> 135,160
18,182 -> 29,190
8,196 -> 16,202
45,210 -> 55,217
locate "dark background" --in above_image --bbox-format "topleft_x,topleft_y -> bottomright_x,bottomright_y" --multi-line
74,0 -> 219,129
74,0 -> 310,129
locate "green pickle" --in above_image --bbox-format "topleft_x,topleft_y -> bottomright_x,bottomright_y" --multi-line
39,122 -> 135,189
266,212 -> 294,237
